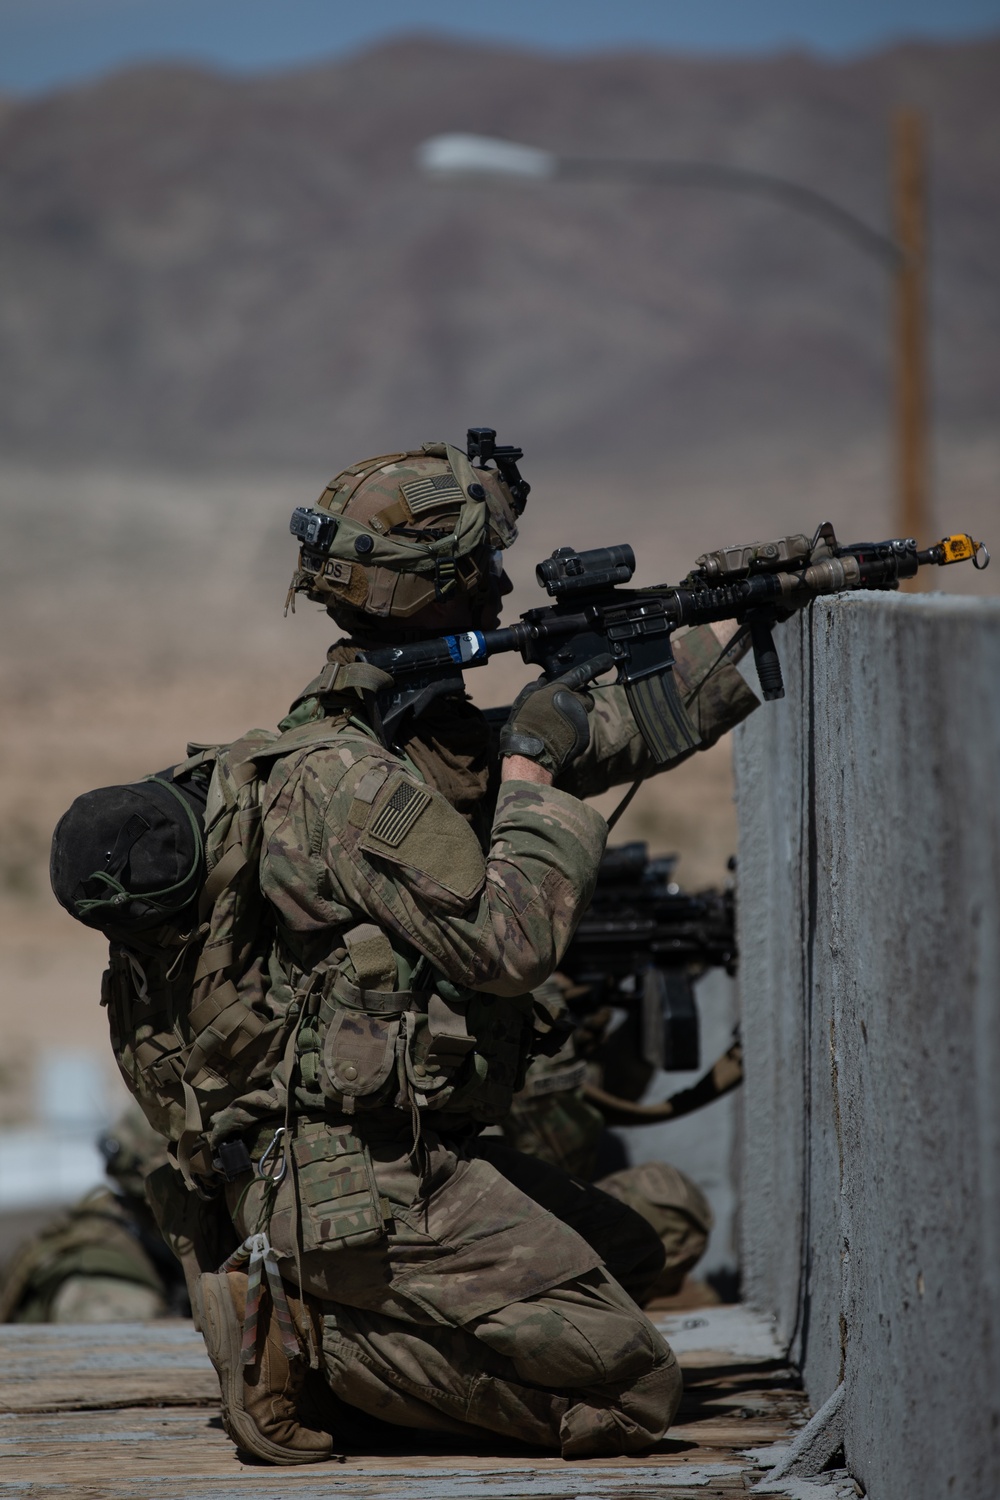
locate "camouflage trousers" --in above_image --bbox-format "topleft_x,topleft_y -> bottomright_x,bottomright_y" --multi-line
226,1119 -> 681,1457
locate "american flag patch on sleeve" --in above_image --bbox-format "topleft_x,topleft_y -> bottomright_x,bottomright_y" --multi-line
401,473 -> 465,515
367,780 -> 432,847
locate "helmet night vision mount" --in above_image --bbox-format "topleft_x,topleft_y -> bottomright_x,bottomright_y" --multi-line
466,427 -> 530,515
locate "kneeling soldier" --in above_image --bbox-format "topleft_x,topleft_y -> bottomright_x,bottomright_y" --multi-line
55,436 -> 758,1463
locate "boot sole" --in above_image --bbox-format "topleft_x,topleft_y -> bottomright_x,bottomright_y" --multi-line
200,1271 -> 333,1466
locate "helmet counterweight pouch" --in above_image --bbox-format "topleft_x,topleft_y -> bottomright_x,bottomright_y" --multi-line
50,767 -> 210,939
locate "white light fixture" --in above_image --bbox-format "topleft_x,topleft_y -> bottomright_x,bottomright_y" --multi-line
417,133 -> 557,180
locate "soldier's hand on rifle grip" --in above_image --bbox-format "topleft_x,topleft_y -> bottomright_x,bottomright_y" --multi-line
499,655 -> 613,778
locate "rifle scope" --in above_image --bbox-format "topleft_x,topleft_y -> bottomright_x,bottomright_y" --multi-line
537,545 -> 636,597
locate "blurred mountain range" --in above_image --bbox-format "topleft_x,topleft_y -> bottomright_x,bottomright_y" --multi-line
0,34 -> 997,475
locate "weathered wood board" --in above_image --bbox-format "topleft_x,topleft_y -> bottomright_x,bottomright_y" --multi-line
0,1306 -> 810,1499
0,1322 -> 219,1412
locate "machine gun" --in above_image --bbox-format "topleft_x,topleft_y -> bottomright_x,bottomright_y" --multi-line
556,841 -> 735,1098
359,521 -> 989,762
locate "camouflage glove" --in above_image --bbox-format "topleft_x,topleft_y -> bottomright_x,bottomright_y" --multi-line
499,656 -> 613,777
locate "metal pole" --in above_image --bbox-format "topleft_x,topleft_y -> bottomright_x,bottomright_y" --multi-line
893,109 -> 928,573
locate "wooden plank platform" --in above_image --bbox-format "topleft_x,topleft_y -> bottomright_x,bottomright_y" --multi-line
0,1306 -> 811,1499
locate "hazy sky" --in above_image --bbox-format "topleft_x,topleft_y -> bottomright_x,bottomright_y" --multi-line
2,0 -> 999,94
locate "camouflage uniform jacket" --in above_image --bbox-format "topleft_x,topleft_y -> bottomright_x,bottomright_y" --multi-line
207,625 -> 757,1144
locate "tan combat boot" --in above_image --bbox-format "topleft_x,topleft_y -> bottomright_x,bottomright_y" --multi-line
200,1268 -> 335,1465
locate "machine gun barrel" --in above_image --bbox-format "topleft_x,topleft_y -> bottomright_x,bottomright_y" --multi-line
562,887 -> 737,982
564,900 -> 736,975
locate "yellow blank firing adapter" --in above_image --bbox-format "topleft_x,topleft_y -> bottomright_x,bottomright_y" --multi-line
936,534 -> 990,569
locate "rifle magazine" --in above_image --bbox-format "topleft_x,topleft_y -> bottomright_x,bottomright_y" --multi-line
626,671 -> 701,764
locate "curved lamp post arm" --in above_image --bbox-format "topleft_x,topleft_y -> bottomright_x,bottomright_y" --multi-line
560,158 -> 902,268
418,133 -> 902,267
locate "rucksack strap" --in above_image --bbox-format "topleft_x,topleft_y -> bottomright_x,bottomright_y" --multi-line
284,663 -> 391,724
304,661 -> 393,698
197,843 -> 247,924
175,980 -> 269,1191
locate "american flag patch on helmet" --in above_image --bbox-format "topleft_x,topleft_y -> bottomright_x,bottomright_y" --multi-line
402,472 -> 465,515
368,780 -> 432,847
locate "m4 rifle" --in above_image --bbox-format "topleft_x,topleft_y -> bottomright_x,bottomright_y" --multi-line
358,522 -> 989,762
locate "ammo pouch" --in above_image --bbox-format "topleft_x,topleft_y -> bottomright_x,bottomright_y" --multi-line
316,969 -> 480,1117
312,918 -> 478,1116
400,995 -> 478,1105
291,1119 -> 388,1251
303,922 -> 531,1125
316,945 -> 416,1113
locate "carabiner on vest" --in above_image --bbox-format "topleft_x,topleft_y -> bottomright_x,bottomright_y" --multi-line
256,1126 -> 287,1185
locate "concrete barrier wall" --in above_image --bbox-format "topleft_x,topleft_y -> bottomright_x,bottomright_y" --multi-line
734,593 -> 1000,1500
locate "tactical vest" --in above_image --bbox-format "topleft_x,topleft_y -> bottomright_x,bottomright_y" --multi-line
284,935 -> 534,1128
264,700 -> 534,1129
252,679 -> 536,1131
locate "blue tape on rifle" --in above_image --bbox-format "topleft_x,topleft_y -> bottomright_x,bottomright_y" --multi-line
446,632 -> 488,665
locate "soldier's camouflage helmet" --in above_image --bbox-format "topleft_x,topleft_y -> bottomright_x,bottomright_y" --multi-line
286,440 -> 523,636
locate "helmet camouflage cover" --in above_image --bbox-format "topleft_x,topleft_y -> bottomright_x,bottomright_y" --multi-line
287,441 -> 520,631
